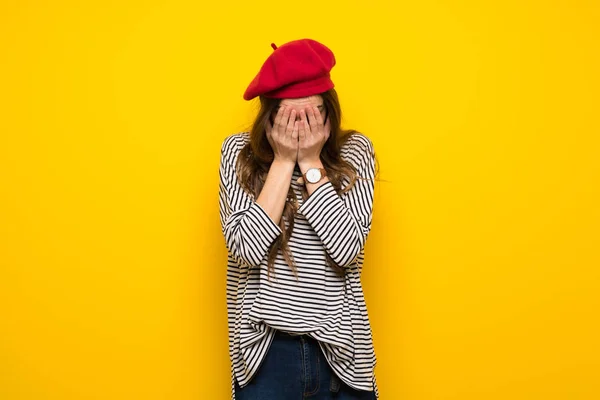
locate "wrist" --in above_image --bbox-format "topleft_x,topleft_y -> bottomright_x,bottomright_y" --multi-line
272,157 -> 297,170
298,158 -> 323,174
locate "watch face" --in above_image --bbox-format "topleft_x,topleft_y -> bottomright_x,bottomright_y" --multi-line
306,168 -> 321,183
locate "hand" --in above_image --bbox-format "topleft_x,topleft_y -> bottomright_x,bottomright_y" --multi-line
297,105 -> 331,166
266,105 -> 299,164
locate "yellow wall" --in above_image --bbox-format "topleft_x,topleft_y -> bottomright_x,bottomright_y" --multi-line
1,0 -> 598,399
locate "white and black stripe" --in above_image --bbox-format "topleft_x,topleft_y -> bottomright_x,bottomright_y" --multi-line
219,131 -> 378,400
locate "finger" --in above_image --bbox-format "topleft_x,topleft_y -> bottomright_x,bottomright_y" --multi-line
306,106 -> 318,133
286,110 -> 296,135
323,115 -> 331,140
292,120 -> 299,141
313,105 -> 324,128
298,111 -> 306,140
303,119 -> 311,140
282,106 -> 292,131
299,110 -> 307,138
266,118 -> 273,137
274,104 -> 287,130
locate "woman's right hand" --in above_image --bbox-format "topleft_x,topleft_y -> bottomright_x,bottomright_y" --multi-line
266,105 -> 299,164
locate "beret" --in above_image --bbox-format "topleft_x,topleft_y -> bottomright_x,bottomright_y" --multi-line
243,38 -> 336,101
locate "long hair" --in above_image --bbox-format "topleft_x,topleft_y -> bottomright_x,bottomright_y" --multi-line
235,88 -> 378,280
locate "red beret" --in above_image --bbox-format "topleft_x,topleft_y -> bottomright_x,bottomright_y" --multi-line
243,38 -> 336,101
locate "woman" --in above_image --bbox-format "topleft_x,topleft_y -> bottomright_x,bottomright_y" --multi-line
219,38 -> 379,400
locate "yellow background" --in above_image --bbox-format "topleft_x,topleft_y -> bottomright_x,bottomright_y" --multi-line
1,0 -> 599,399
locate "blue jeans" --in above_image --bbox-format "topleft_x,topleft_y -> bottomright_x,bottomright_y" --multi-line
234,329 -> 376,400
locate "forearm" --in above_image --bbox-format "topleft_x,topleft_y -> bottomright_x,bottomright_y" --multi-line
298,180 -> 370,267
297,137 -> 375,267
256,158 -> 296,225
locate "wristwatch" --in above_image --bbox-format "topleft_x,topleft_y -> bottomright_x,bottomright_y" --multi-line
301,167 -> 327,184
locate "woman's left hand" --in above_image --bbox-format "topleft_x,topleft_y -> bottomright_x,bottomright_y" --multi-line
297,106 -> 330,166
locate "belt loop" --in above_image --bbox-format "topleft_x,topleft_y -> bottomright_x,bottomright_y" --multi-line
329,371 -> 341,393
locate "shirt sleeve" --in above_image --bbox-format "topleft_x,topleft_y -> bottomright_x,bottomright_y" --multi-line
219,135 -> 282,268
298,134 -> 375,268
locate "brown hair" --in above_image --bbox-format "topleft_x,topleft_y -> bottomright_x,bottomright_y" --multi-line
235,88 -> 379,280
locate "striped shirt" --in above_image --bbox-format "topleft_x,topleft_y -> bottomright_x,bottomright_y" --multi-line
218,131 -> 379,400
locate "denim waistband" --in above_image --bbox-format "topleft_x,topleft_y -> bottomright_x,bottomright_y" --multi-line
276,329 -> 307,337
